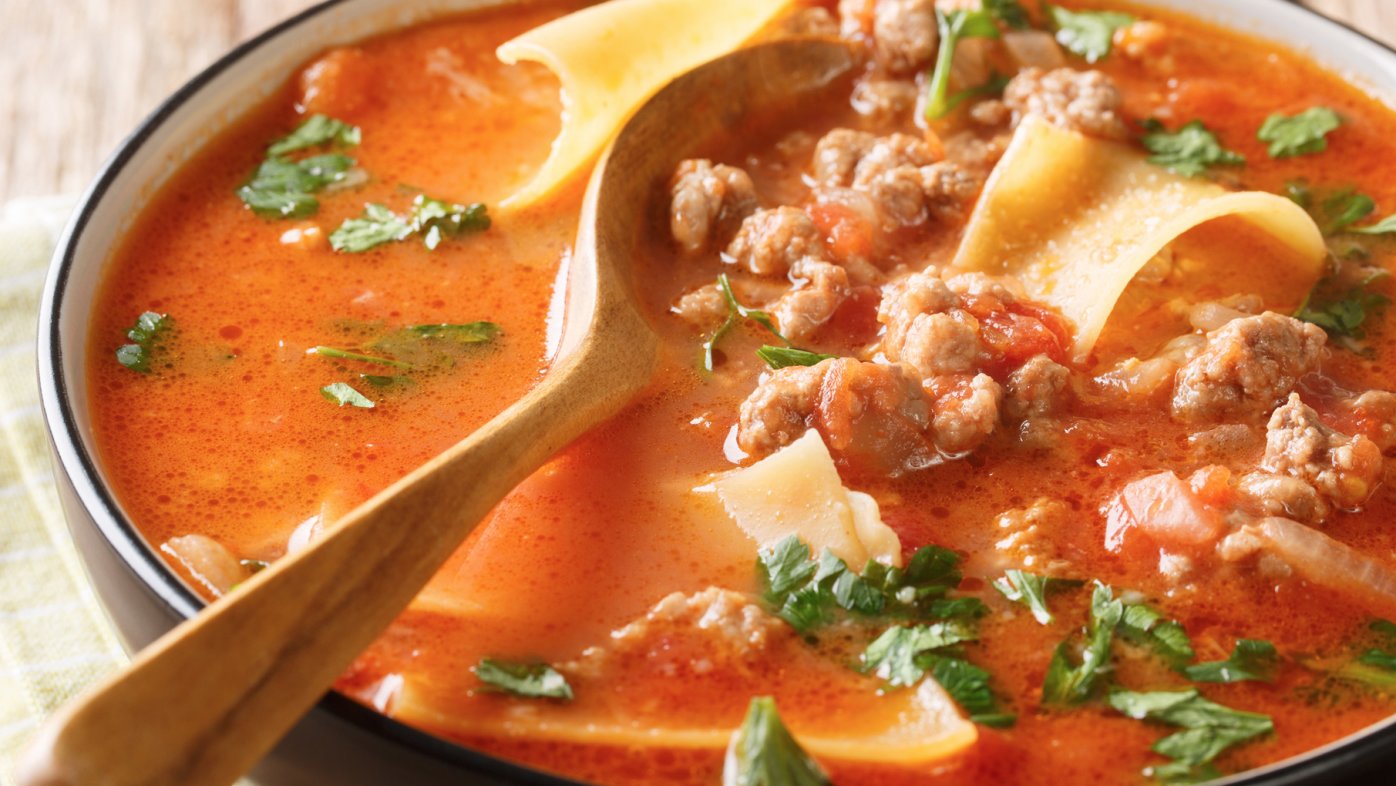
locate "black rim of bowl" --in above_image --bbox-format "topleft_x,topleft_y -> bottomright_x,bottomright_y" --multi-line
31,1 -> 1396,784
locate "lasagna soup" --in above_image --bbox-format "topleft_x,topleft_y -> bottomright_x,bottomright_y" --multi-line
86,1 -> 1396,784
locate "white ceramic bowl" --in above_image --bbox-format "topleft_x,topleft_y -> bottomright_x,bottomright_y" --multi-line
34,1 -> 1396,783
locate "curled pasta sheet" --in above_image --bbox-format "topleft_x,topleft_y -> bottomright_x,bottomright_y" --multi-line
394,669 -> 976,766
951,116 -> 1326,361
496,0 -> 793,208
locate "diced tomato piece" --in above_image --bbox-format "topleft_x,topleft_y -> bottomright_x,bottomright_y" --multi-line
807,202 -> 876,264
824,286 -> 882,346
1105,471 -> 1224,553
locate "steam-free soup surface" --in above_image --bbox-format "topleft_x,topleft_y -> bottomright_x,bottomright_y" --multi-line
88,1 -> 1396,785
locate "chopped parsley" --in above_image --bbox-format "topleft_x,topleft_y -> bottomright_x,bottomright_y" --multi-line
703,273 -> 788,372
330,196 -> 490,253
1118,602 -> 1195,669
1294,271 -> 1390,340
1183,639 -> 1279,684
115,311 -> 172,373
1108,688 -> 1273,777
756,535 -> 972,633
238,115 -> 361,218
1140,119 -> 1245,178
309,346 -> 411,369
266,114 -> 361,157
1047,6 -> 1134,63
984,0 -> 1030,29
1258,107 -> 1342,158
330,203 -> 412,252
723,697 -> 830,786
1350,214 -> 1396,235
756,346 -> 835,369
992,570 -> 1081,625
862,622 -> 978,687
320,382 -> 374,408
472,658 -> 573,700
924,8 -> 1001,120
1041,582 -> 1122,705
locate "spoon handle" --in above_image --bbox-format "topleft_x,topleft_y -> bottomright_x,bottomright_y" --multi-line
16,336 -> 650,786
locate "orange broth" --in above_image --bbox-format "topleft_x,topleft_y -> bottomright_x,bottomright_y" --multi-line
86,1 -> 1396,785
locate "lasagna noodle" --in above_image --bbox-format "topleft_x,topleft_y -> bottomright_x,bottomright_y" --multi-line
951,117 -> 1326,360
496,0 -> 793,207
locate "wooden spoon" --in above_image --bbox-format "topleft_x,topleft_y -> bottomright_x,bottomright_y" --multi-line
18,38 -> 854,786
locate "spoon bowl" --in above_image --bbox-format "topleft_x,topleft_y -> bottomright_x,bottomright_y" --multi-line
19,37 -> 855,786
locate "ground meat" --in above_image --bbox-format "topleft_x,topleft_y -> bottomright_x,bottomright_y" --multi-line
724,207 -> 825,276
567,587 -> 787,678
918,162 -> 979,221
669,159 -> 758,253
1005,355 -> 1071,420
850,78 -> 919,123
1235,471 -> 1329,524
770,258 -> 851,341
943,131 -> 1010,176
1261,393 -> 1384,509
1171,312 -> 1326,422
878,269 -> 960,367
737,358 -> 935,475
837,0 -> 873,40
1003,67 -> 1128,139
900,310 -> 982,378
671,283 -> 727,329
871,0 -> 938,74
929,373 -> 1003,455
1186,423 -> 1261,460
813,130 -> 936,188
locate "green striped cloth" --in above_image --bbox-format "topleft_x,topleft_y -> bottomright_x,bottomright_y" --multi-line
0,197 -> 129,785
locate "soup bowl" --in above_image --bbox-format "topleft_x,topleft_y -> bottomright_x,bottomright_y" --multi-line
33,0 -> 1396,784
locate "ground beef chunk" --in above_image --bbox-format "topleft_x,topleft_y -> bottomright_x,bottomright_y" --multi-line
669,159 -> 758,253
851,78 -> 919,123
1005,355 -> 1071,420
725,207 -> 825,276
900,311 -> 982,377
871,0 -> 938,74
811,129 -> 973,227
671,283 -> 726,329
1235,471 -> 1329,524
1003,67 -> 1128,139
770,259 -> 852,341
1172,312 -> 1326,421
813,130 -> 935,187
969,99 -> 1012,127
567,587 -> 787,678
878,270 -> 961,371
929,373 -> 1003,455
737,358 -> 936,474
1261,393 -> 1383,509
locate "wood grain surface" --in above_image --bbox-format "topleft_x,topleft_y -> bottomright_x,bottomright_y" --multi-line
0,0 -> 1390,204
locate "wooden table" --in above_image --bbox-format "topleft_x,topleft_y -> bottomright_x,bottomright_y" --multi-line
0,0 -> 1391,204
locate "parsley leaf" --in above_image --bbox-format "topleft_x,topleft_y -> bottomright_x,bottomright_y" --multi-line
408,195 -> 490,250
984,0 -> 1030,29
1141,119 -> 1245,178
473,658 -> 573,700
267,114 -> 361,157
723,697 -> 830,786
1258,107 -> 1342,158
758,536 -> 818,598
1047,5 -> 1134,63
1183,639 -> 1279,683
330,203 -> 412,252
237,155 -> 356,218
861,621 -> 978,687
1118,602 -> 1195,669
1350,214 -> 1396,235
925,9 -> 1002,120
1108,688 -> 1273,767
1042,582 -> 1122,705
757,346 -> 836,369
115,311 -> 172,373
924,654 -> 1016,727
1295,271 -> 1390,339
993,570 -> 1080,625
320,382 -> 374,408
310,346 -> 411,369
703,273 -> 788,372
